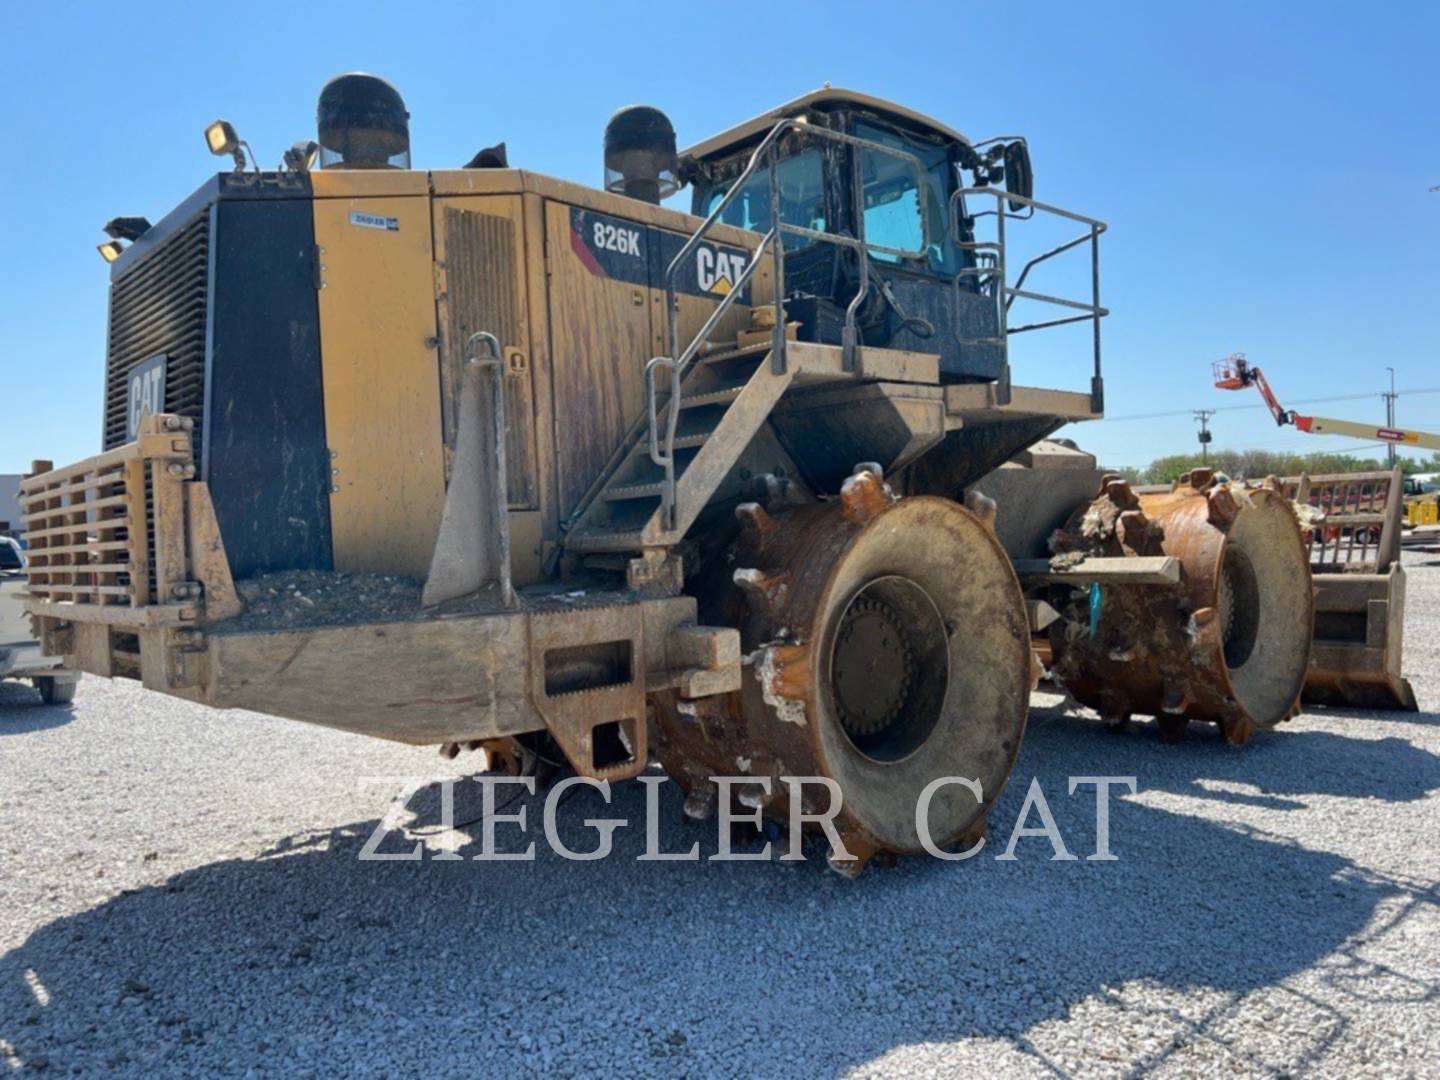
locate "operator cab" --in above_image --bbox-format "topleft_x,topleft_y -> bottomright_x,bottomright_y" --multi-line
681,89 -> 1024,382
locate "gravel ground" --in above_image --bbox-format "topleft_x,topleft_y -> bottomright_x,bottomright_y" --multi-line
2,557 -> 1438,1078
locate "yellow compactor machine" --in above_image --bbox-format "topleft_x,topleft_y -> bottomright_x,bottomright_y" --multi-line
22,75 -> 1344,871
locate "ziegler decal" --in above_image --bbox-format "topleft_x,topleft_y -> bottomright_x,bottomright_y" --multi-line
349,210 -> 400,231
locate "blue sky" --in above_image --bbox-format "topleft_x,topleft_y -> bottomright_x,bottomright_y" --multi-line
1,1 -> 1436,472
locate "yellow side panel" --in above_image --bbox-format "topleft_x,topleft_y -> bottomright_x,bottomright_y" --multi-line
311,170 -> 431,198
431,195 -> 537,507
544,199 -> 653,517
313,195 -> 445,578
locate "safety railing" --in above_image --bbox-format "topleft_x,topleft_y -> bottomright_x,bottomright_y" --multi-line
949,188 -> 1108,412
19,413 -> 197,614
1278,470 -> 1402,573
643,118 -> 933,530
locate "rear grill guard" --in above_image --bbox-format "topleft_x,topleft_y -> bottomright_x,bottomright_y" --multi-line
102,214 -> 210,457
19,414 -> 239,630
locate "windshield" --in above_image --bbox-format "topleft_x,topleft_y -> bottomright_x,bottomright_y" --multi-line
853,120 -> 958,275
703,146 -> 827,251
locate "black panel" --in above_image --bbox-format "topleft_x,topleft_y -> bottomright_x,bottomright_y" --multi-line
566,206 -> 753,302
649,226 -> 753,304
206,198 -> 333,576
111,172 -> 310,279
874,269 -> 1004,381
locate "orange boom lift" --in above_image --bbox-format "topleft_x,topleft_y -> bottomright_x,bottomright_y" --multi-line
1212,353 -> 1419,710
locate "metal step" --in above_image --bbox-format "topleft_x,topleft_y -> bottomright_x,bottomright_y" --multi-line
679,385 -> 745,410
601,482 -> 665,503
626,430 -> 709,459
565,528 -> 673,554
667,431 -> 710,449
695,342 -> 772,366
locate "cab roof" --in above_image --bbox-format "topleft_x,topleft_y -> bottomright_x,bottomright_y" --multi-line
679,88 -> 971,163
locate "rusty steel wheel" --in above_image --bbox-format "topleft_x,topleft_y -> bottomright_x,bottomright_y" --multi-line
1049,470 -> 1314,745
652,467 -> 1033,874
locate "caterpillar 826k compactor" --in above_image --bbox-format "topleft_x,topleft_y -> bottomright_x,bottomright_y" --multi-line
21,75 -> 1318,872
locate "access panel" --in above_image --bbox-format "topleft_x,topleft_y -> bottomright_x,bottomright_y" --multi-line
313,194 -> 446,578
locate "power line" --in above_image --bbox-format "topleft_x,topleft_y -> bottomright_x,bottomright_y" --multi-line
1104,386 -> 1440,422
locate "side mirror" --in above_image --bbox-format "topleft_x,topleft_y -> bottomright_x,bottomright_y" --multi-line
1003,142 -> 1033,211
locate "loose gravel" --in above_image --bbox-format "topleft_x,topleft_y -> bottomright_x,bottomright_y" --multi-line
2,557 -> 1438,1078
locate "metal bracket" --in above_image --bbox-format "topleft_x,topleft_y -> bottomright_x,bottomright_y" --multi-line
421,331 -> 516,608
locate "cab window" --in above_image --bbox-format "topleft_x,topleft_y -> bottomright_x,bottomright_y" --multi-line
703,146 -> 827,250
854,120 -> 957,274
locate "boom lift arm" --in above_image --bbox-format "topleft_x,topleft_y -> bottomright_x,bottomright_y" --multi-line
1213,353 -> 1440,450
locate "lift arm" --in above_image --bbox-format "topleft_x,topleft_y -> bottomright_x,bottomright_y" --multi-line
1294,413 -> 1440,450
1212,352 -> 1440,450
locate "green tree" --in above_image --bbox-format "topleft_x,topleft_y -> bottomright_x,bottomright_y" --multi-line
1133,448 -> 1408,485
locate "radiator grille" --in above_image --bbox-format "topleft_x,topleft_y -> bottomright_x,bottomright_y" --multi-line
103,213 -> 210,453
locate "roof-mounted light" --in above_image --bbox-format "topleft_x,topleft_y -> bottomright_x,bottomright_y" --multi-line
204,119 -> 250,172
103,216 -> 152,242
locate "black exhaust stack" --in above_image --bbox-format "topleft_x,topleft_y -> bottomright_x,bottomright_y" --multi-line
604,105 -> 679,204
317,73 -> 411,170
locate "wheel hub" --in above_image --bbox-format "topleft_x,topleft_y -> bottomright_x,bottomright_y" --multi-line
832,596 -> 915,738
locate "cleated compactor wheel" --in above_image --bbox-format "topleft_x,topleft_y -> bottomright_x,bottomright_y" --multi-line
1047,469 -> 1314,745
653,467 -> 1033,874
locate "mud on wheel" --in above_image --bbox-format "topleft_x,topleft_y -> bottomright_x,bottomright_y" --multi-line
652,467 -> 1033,874
1048,470 -> 1313,745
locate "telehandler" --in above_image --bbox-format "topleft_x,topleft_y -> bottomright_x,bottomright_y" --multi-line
21,75 -> 1318,871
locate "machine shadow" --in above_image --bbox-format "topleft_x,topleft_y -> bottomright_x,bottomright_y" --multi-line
1305,703 -> 1440,731
1032,702 -> 1440,807
0,714 -> 1422,1076
0,681 -> 73,734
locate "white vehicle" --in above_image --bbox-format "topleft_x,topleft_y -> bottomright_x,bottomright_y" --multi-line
1,536 -> 78,705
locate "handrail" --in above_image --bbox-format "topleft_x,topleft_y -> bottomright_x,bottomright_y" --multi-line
646,229 -> 775,530
637,118 -> 936,533
949,187 -> 1109,411
644,356 -> 680,530
671,228 -> 777,373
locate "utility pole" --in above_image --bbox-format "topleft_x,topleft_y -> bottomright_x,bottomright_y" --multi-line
1194,409 -> 1215,464
1384,367 -> 1397,468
